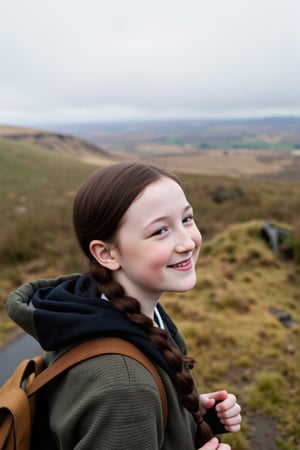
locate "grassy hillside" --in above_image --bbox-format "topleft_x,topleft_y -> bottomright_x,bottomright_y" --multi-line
0,137 -> 92,223
162,221 -> 300,449
1,137 -> 300,448
0,138 -> 95,322
180,172 -> 300,242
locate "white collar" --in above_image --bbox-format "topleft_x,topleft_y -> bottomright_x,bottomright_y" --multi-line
154,306 -> 165,329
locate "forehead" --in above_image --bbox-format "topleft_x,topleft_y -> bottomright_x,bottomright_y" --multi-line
124,176 -> 189,221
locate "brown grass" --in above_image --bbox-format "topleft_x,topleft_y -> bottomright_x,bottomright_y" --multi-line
161,221 -> 300,449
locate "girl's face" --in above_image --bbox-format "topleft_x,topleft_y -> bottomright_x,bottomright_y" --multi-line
111,176 -> 202,309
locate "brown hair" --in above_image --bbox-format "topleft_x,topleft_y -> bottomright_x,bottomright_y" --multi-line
73,162 -> 213,448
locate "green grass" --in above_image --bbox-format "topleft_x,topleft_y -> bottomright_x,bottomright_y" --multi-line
1,137 -> 300,447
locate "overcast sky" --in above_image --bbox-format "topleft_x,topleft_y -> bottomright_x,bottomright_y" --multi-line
1,0 -> 300,125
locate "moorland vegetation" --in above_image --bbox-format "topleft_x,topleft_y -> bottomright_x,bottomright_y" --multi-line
0,127 -> 300,449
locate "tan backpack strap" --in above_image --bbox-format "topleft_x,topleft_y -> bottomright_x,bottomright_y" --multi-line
26,337 -> 168,429
0,357 -> 44,449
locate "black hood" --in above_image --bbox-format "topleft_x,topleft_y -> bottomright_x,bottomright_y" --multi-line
30,274 -> 178,377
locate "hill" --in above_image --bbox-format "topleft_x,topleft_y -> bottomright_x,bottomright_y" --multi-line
0,136 -> 97,229
0,138 -> 96,311
0,124 -> 110,159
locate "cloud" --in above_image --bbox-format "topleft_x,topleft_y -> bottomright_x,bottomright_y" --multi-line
0,0 -> 299,123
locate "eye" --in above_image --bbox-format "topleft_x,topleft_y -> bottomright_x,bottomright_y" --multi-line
183,214 -> 194,224
151,226 -> 169,237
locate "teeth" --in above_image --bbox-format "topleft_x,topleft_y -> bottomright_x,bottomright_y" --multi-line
168,258 -> 191,268
174,260 -> 188,267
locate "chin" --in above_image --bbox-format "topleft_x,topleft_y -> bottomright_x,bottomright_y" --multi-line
172,281 -> 197,293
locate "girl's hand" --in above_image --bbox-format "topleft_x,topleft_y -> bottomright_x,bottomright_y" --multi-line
200,390 -> 242,433
198,437 -> 231,449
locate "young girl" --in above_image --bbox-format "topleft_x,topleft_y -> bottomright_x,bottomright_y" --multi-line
7,162 -> 241,450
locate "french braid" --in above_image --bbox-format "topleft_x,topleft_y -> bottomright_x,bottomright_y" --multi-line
89,260 -> 213,448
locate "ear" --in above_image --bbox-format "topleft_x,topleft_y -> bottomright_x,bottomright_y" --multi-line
89,240 -> 120,271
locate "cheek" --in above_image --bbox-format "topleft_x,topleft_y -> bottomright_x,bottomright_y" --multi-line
147,247 -> 171,269
137,248 -> 171,281
118,241 -> 170,272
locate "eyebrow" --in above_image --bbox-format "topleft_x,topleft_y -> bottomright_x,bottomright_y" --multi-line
142,204 -> 192,231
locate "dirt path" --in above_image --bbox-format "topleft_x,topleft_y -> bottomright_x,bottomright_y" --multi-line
247,415 -> 281,449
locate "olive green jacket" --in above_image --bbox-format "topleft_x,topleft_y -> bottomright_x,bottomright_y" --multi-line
7,275 -> 197,449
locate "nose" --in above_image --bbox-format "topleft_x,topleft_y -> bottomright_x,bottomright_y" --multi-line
174,228 -> 197,254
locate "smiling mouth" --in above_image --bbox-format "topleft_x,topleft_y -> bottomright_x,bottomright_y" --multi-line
167,258 -> 192,270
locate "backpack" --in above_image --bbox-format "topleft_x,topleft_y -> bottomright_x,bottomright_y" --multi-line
0,337 -> 168,450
